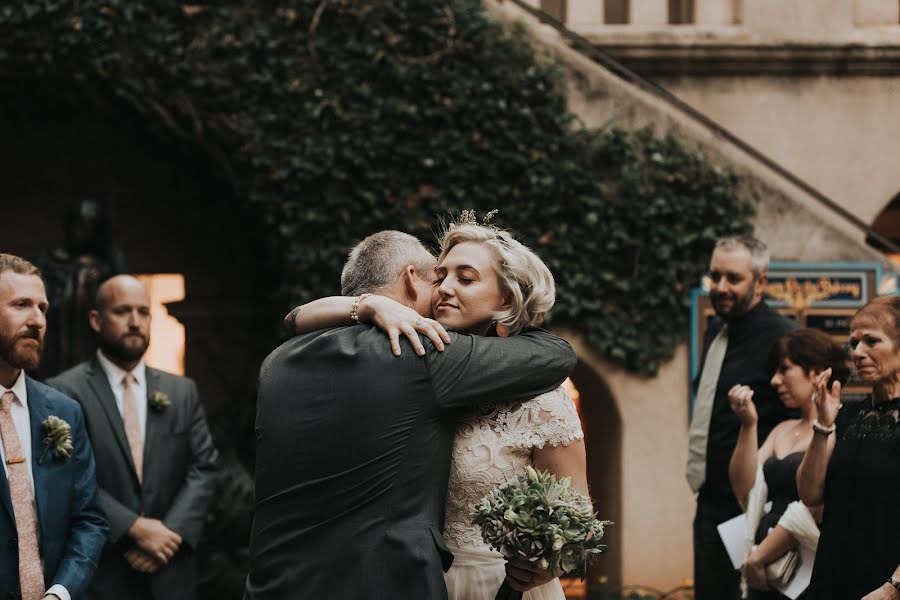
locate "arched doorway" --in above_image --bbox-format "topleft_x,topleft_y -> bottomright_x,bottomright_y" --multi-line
0,79 -> 281,454
571,360 -> 623,592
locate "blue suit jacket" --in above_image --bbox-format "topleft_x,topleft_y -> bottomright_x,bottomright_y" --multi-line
0,376 -> 108,599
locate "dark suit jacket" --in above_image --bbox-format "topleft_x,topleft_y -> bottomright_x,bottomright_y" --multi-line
244,327 -> 577,600
47,358 -> 220,600
0,376 -> 108,600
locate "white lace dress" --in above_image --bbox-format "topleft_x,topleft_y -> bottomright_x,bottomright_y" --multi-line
443,386 -> 584,600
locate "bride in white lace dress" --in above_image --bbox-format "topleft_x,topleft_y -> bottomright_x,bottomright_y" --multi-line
286,219 -> 589,598
433,222 -> 587,600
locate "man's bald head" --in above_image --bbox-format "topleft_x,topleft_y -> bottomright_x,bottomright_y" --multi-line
90,275 -> 151,368
95,275 -> 149,312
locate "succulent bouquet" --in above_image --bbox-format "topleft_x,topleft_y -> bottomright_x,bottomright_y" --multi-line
471,466 -> 611,600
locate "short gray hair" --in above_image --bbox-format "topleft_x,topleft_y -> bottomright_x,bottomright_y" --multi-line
340,231 -> 435,295
438,224 -> 555,336
715,236 -> 770,275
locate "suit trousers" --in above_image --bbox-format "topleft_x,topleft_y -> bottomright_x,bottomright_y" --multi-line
693,499 -> 741,600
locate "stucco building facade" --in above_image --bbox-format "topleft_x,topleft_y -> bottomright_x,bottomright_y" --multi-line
493,0 -> 900,591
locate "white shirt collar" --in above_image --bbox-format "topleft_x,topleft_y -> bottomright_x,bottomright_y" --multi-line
0,369 -> 28,408
96,350 -> 147,388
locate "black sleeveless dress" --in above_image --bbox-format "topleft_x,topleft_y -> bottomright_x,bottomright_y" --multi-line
808,397 -> 900,599
749,452 -> 805,600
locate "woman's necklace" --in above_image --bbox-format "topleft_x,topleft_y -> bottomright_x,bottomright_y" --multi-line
791,420 -> 811,438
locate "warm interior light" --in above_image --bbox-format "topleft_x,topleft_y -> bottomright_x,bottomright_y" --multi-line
135,274 -> 185,375
563,376 -> 581,413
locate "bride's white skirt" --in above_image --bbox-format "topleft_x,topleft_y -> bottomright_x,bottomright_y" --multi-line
444,540 -> 566,600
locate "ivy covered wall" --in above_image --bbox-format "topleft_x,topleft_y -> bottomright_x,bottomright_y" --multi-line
1,1 -> 756,595
0,0 -> 753,375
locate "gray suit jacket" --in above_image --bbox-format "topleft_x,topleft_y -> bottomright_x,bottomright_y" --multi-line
244,326 -> 577,600
47,357 -> 220,600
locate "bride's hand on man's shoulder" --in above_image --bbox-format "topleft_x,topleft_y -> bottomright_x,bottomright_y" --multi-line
360,295 -> 451,357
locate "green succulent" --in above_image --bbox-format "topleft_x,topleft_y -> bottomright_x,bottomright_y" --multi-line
472,466 -> 611,577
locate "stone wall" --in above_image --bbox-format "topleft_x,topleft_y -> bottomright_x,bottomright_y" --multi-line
488,0 -> 896,589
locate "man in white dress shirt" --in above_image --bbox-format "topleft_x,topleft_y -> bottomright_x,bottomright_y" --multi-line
47,275 -> 218,600
0,253 -> 107,600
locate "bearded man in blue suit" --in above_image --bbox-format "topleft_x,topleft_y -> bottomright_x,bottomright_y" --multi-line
0,253 -> 107,600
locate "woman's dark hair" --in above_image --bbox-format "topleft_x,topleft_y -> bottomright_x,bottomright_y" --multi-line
767,328 -> 851,386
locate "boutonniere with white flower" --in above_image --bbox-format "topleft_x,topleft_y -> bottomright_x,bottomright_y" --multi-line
149,391 -> 171,413
38,416 -> 74,464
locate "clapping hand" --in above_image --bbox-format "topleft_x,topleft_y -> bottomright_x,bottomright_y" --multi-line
361,295 -> 451,356
729,384 -> 757,426
812,368 -> 841,428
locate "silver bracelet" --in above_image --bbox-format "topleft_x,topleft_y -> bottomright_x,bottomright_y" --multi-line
350,293 -> 373,323
812,419 -> 836,436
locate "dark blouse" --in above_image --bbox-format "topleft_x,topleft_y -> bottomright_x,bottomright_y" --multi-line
808,397 -> 900,599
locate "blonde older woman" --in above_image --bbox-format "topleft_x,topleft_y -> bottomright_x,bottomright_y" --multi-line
287,222 -> 588,599
798,296 -> 900,600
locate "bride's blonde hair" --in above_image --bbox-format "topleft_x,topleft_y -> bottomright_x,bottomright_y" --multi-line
437,223 -> 555,336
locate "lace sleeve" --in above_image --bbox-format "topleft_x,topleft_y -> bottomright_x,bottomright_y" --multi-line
494,386 -> 584,449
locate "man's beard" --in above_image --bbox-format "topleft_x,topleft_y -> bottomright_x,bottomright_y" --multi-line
0,329 -> 44,371
100,333 -> 149,363
711,282 -> 757,320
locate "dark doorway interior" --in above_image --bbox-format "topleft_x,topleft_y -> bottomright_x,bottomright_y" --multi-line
0,79 -> 282,461
571,360 -> 623,592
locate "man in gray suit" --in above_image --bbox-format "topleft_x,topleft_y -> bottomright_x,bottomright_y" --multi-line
47,275 -> 219,600
244,231 -> 577,599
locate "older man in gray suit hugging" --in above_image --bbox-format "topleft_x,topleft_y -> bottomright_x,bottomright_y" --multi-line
244,231 -> 577,600
48,275 -> 219,600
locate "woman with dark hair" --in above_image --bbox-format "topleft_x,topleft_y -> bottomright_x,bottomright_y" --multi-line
799,296 -> 900,600
729,328 -> 850,599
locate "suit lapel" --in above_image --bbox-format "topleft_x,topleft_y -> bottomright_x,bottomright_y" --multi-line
142,368 -> 166,482
86,357 -> 140,483
26,376 -> 51,544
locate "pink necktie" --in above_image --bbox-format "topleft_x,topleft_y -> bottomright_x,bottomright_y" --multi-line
122,375 -> 144,483
0,391 -> 45,600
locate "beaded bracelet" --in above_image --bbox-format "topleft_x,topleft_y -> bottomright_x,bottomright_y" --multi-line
350,293 -> 373,323
811,419 -> 836,436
